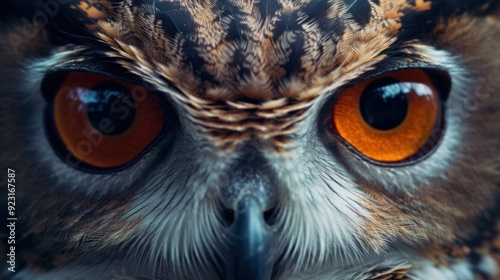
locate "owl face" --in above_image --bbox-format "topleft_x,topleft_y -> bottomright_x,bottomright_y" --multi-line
1,0 -> 499,279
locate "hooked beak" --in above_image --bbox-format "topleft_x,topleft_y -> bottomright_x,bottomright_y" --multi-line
224,195 -> 273,280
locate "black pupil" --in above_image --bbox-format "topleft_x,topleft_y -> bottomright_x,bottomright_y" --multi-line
359,78 -> 408,131
85,82 -> 136,135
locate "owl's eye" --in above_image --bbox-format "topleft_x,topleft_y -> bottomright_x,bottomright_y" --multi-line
50,72 -> 164,169
332,69 -> 442,163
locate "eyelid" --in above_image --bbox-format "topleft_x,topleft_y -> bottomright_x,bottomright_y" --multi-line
42,69 -> 147,102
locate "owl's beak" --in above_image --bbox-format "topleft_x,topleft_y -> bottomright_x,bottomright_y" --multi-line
224,195 -> 273,280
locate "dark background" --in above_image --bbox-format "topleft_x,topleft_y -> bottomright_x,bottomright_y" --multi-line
0,0 -> 39,22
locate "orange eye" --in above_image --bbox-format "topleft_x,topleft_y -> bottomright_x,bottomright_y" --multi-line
52,72 -> 164,168
332,69 -> 441,163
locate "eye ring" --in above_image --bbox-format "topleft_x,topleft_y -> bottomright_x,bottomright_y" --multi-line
331,69 -> 445,164
45,72 -> 166,170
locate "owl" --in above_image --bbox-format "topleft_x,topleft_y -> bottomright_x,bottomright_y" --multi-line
0,0 -> 499,279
